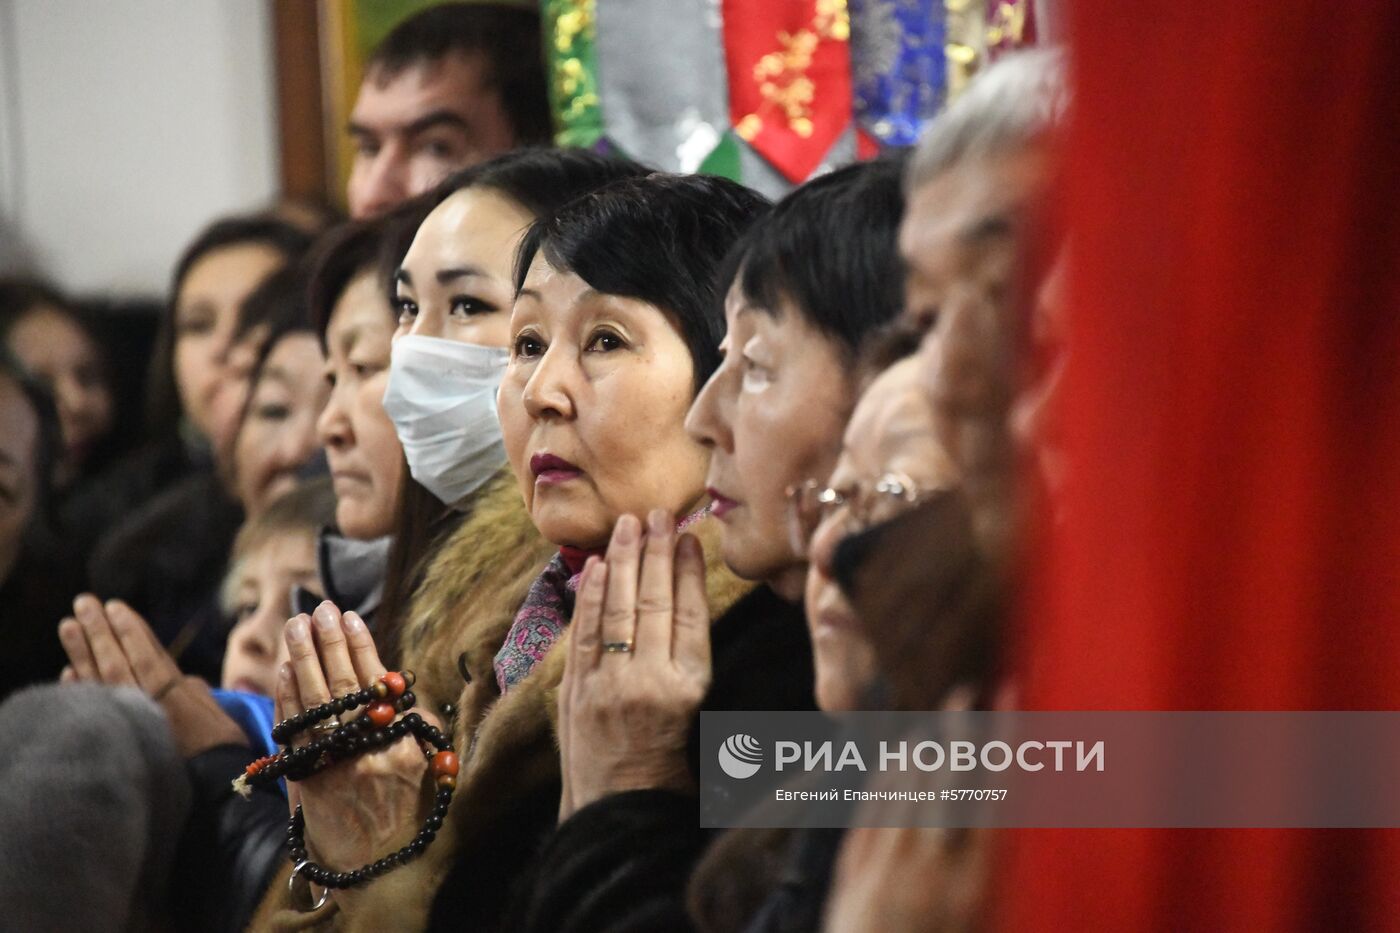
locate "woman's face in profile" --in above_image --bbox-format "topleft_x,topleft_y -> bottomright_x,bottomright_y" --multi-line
392,187 -> 532,347
316,271 -> 404,539
685,282 -> 856,599
498,257 -> 709,549
173,243 -> 285,442
804,356 -> 959,712
234,334 -> 329,517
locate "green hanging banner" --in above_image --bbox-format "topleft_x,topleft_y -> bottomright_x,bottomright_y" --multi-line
544,0 -> 604,148
698,133 -> 743,181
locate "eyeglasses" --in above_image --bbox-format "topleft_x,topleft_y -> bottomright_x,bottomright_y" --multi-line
785,471 -> 942,558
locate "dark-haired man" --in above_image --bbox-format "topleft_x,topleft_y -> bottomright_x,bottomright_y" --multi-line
347,2 -> 552,218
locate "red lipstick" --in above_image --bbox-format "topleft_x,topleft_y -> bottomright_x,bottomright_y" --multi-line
708,487 -> 739,519
531,452 -> 583,485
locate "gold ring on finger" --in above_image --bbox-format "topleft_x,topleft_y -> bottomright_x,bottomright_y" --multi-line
602,640 -> 635,654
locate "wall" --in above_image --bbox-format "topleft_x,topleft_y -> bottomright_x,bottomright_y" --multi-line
0,0 -> 279,298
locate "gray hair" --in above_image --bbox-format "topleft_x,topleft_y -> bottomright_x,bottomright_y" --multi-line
908,47 -> 1069,191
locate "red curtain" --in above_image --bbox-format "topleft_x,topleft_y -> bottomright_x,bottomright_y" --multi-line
1000,2 -> 1400,929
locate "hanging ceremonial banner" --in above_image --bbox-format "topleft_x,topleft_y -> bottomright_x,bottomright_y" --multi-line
722,0 -> 855,183
594,0 -> 731,172
985,0 -> 1037,59
848,0 -> 945,148
544,0 -> 604,148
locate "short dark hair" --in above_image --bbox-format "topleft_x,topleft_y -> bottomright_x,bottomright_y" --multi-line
732,157 -> 909,363
514,174 -> 771,388
455,148 -> 651,219
148,215 -> 313,437
236,263 -> 311,345
366,3 -> 552,146
374,151 -> 652,653
304,217 -> 397,343
379,148 -> 652,306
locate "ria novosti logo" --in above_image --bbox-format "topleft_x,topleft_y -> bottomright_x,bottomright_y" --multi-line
718,733 -> 764,779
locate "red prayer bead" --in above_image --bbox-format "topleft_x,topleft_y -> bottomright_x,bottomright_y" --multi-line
366,701 -> 396,728
430,751 -> 459,778
381,671 -> 406,698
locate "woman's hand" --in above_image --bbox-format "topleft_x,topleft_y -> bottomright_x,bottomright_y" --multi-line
276,601 -> 439,882
557,509 -> 712,821
57,594 -> 247,758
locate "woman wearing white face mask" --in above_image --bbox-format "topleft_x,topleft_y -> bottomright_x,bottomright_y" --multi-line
250,150 -> 651,926
365,151 -> 651,679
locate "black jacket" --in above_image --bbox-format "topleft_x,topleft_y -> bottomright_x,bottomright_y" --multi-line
59,432 -> 200,561
86,469 -> 243,684
496,585 -> 816,933
0,545 -> 86,702
171,744 -> 287,933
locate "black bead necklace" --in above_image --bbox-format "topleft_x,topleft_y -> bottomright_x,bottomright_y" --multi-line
232,670 -> 461,894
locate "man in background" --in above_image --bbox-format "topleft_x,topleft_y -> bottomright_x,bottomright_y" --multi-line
346,2 -> 552,218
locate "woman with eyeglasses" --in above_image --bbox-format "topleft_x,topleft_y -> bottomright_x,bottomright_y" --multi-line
795,334 -> 958,712
520,157 -> 912,933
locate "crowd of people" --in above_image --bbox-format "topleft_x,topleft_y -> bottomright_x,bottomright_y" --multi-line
2,3 -> 1066,930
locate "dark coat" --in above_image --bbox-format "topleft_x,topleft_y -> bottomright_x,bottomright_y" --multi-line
171,744 -> 288,933
247,510 -> 784,933
0,544 -> 85,702
86,469 -> 243,684
497,584 -> 817,933
59,432 -> 200,560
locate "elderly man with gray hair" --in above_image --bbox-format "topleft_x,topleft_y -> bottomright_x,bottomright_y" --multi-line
901,46 -> 1068,564
821,49 -> 1069,933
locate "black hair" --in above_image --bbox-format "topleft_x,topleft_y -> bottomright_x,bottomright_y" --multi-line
236,262 -> 318,436
1,277 -> 120,485
367,3 -> 552,146
514,173 -> 771,389
0,278 -> 67,333
235,263 -> 312,345
169,216 -> 314,314
0,277 -> 108,359
147,215 -> 313,439
376,151 -> 651,660
732,156 -> 909,363
0,276 -> 111,378
857,316 -> 926,386
447,148 -> 651,219
305,217 -> 397,343
381,148 -> 652,309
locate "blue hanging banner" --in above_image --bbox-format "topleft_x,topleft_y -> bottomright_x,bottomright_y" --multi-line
849,0 -> 946,148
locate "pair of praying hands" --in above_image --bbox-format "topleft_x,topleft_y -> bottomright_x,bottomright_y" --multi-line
57,595 -> 245,758
273,602 -> 445,892
57,590 -> 438,898
557,509 -> 713,820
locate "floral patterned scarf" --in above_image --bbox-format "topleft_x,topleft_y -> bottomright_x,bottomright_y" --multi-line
492,509 -> 710,693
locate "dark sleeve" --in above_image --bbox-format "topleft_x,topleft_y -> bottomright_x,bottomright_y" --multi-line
506,588 -> 817,933
169,744 -> 288,933
506,789 -> 706,933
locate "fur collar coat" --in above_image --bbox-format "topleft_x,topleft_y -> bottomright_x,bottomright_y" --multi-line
250,470 -> 751,931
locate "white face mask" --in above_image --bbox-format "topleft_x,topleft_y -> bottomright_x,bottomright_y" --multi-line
382,334 -> 510,508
